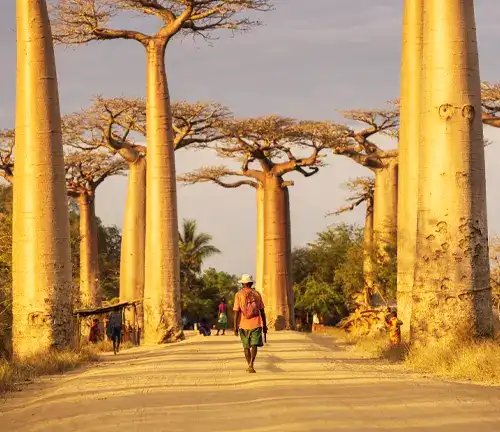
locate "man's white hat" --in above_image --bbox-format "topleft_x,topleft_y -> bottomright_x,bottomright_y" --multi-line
238,274 -> 254,284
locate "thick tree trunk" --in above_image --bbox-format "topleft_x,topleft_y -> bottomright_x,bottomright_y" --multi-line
78,193 -> 100,307
373,162 -> 398,259
284,187 -> 296,329
12,0 -> 74,357
262,175 -> 292,330
397,0 -> 423,342
143,41 -> 183,343
413,0 -> 492,344
120,157 -> 146,331
363,196 -> 374,305
255,184 -> 265,295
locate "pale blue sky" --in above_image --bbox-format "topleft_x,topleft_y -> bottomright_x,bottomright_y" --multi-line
1,1 -> 500,276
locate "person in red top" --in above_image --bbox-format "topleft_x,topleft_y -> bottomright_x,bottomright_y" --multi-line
216,297 -> 228,336
233,274 -> 267,373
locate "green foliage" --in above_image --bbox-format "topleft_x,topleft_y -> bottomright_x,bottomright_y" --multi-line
293,223 -> 363,324
181,268 -> 239,325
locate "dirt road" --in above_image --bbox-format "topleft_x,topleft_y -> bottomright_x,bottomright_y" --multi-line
1,332 -> 499,431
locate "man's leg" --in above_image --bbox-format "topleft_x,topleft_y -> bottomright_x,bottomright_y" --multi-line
249,346 -> 258,372
244,348 -> 251,365
116,328 -> 121,352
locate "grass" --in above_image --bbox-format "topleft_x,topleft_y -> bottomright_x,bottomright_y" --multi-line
0,339 -> 138,395
338,330 -> 500,385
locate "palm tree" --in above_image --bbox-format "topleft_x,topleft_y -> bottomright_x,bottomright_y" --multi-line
179,220 -> 221,289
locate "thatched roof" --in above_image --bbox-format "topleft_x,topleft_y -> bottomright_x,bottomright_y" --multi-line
73,299 -> 142,317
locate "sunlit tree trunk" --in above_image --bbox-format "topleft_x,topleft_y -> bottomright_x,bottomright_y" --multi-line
78,193 -> 100,307
284,187 -> 295,329
262,175 -> 292,330
363,195 -> 374,305
143,40 -> 183,343
413,0 -> 492,344
255,184 -> 265,296
397,0 -> 423,342
373,162 -> 398,258
120,157 -> 146,330
12,0 -> 74,357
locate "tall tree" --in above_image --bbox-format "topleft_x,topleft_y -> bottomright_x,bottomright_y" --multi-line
397,0 -> 423,343
50,0 -> 273,344
13,0 -> 74,357
65,150 -> 127,307
63,97 -> 229,329
330,109 -> 399,262
179,117 -> 349,330
412,0 -> 492,344
331,177 -> 375,305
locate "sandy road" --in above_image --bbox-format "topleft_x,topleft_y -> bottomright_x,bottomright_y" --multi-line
1,332 -> 499,431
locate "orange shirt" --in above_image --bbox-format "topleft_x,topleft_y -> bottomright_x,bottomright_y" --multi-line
233,288 -> 265,330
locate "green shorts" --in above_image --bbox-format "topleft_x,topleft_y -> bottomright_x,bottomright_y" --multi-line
239,327 -> 263,349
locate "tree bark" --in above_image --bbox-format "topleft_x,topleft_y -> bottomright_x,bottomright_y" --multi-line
262,175 -> 293,330
373,161 -> 398,258
143,40 -> 183,344
363,195 -> 374,305
120,157 -> 146,331
284,187 -> 296,329
413,0 -> 492,345
397,0 -> 423,342
78,193 -> 100,308
255,184 -> 265,296
12,0 -> 74,357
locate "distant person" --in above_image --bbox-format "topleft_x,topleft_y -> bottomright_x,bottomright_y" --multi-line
108,306 -> 123,355
387,311 -> 403,345
233,274 -> 267,373
198,318 -> 211,336
216,297 -> 228,336
89,318 -> 101,343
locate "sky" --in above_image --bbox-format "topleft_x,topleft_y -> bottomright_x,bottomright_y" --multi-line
1,1 -> 500,277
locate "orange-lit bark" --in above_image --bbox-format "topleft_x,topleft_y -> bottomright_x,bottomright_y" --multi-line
12,0 -> 74,357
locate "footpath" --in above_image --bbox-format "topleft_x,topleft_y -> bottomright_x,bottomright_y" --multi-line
1,332 -> 499,431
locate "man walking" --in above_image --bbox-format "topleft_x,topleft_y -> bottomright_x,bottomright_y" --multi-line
233,274 -> 267,373
108,306 -> 122,355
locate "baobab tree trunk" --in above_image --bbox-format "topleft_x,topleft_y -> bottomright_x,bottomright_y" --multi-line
373,162 -> 398,259
284,187 -> 296,329
143,41 -> 183,343
78,193 -> 100,307
255,184 -> 265,296
413,0 -> 492,345
12,0 -> 74,357
363,196 -> 374,305
397,0 -> 423,342
120,157 -> 146,331
262,175 -> 292,330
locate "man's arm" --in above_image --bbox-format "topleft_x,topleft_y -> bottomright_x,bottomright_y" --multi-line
234,310 -> 241,336
260,309 -> 267,334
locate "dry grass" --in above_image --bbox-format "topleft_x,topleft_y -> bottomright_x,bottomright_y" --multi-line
341,330 -> 500,384
0,338 -> 138,395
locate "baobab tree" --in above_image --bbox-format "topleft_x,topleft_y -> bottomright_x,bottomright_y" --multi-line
331,109 -> 399,262
331,177 -> 375,306
179,117 -> 349,330
63,97 -> 229,328
411,0 -> 492,344
65,150 -> 127,308
12,0 -> 74,357
397,0 -> 423,342
50,0 -> 272,343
